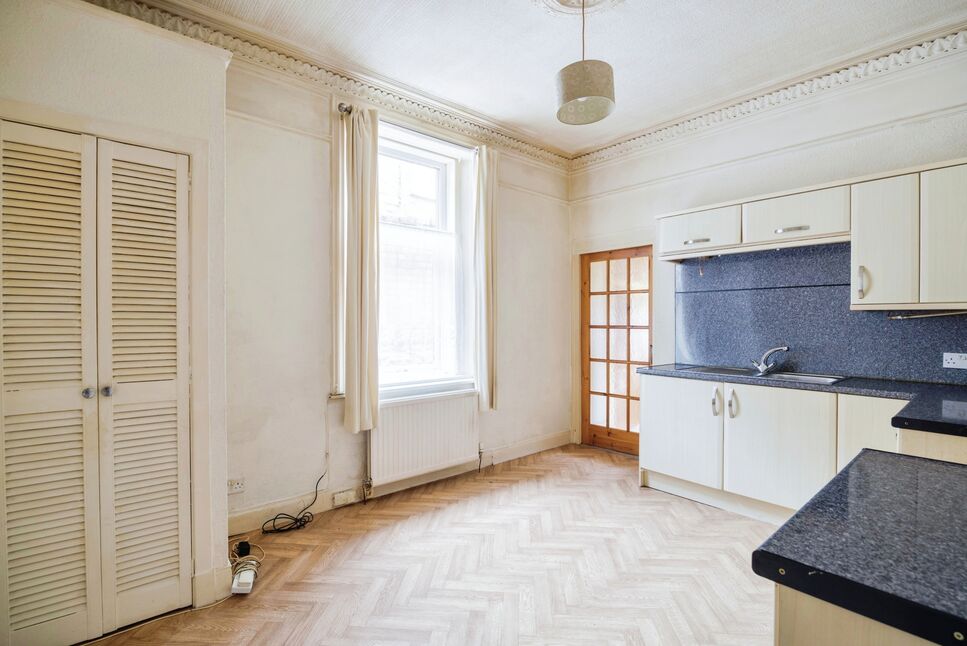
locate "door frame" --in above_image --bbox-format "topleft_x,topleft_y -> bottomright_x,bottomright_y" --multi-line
580,245 -> 653,455
0,97 -> 231,605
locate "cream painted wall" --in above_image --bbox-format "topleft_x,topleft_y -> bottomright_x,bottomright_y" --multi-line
0,0 -> 231,599
224,64 -> 573,524
568,51 -> 967,433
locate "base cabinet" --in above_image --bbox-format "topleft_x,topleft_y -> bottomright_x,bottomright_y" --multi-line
775,585 -> 931,646
837,395 -> 904,470
639,375 -> 964,516
639,376 -> 723,489
898,429 -> 967,465
723,384 -> 836,510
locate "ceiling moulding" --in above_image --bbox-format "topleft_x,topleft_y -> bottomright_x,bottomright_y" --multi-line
86,0 -> 571,170
570,28 -> 967,171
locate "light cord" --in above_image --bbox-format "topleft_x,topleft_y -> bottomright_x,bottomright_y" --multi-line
581,0 -> 586,60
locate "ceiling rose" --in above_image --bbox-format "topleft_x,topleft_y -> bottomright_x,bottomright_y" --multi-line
534,0 -> 624,16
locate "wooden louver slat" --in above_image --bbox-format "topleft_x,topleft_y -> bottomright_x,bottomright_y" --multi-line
1,123 -> 100,644
109,159 -> 177,385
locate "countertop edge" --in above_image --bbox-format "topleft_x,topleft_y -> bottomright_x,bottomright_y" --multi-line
635,366 -> 967,438
752,549 -> 965,645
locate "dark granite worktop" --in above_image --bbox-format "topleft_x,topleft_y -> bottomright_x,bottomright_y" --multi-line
752,450 -> 967,645
636,364 -> 967,437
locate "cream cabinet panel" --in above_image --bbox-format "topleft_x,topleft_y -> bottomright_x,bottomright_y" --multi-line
850,175 -> 919,306
639,376 -> 724,489
96,141 -> 191,632
920,165 -> 967,303
723,384 -> 836,510
898,429 -> 967,465
0,121 -> 104,646
659,205 -> 741,255
0,123 -> 191,645
742,186 -> 850,244
836,395 -> 904,470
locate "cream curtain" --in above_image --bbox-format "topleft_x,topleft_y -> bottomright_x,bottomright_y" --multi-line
474,145 -> 499,411
341,107 -> 380,432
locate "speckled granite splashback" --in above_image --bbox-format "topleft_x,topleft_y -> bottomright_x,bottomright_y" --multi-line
676,243 -> 967,385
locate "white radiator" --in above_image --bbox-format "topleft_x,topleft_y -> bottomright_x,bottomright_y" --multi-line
370,393 -> 479,487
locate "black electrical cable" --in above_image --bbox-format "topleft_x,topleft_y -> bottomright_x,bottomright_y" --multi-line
261,470 -> 327,534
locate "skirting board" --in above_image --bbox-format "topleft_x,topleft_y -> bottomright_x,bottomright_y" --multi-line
228,430 -> 574,534
641,469 -> 793,526
227,485 -> 359,536
192,565 -> 233,606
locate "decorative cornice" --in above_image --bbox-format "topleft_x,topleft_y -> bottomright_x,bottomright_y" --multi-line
83,1 -> 967,173
87,0 -> 571,169
570,28 -> 967,170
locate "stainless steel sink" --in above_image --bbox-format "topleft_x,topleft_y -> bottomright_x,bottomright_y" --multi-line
678,366 -> 843,385
680,366 -> 759,377
763,372 -> 844,385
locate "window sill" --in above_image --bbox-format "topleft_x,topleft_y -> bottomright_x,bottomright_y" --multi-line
379,385 -> 477,408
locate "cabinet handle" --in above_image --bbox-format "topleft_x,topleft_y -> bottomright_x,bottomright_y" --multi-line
727,389 -> 736,418
683,238 -> 710,246
711,386 -> 720,417
101,385 -> 114,397
774,225 -> 809,234
81,387 -> 96,399
857,265 -> 866,300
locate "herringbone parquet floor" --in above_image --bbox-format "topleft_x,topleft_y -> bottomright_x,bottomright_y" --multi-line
95,445 -> 776,646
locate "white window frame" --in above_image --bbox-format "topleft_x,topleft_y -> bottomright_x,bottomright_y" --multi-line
375,122 -> 475,402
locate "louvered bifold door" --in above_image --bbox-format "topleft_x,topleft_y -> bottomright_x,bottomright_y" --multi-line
96,140 -> 190,631
0,121 -> 102,645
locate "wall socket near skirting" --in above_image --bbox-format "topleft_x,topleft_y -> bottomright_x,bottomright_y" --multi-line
943,353 -> 967,370
227,478 -> 245,494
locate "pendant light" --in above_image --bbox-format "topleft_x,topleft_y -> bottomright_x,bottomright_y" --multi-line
556,0 -> 615,125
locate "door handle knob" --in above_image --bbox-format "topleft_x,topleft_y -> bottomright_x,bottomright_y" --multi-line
82,387 -> 96,399
101,386 -> 114,397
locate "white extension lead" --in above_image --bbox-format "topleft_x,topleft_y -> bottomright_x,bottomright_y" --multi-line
230,538 -> 264,594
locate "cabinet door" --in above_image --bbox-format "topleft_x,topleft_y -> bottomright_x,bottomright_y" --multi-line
920,165 -> 967,303
899,429 -> 967,465
658,205 -> 741,255
96,140 -> 191,631
723,384 -> 836,509
742,186 -> 849,244
640,376 -> 723,489
0,121 -> 102,644
850,175 -> 919,306
836,395 -> 904,470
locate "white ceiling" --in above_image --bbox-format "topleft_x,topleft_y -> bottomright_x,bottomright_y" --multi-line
175,0 -> 967,156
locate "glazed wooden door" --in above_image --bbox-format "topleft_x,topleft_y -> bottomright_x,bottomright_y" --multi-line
580,246 -> 652,455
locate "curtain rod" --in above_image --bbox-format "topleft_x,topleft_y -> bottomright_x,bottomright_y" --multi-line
337,103 -> 352,114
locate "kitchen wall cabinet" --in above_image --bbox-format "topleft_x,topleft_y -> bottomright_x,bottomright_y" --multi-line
723,384 -> 837,510
655,158 -> 967,297
850,175 -> 919,306
639,376 -> 723,488
837,394 -> 904,470
850,163 -> 967,309
742,186 -> 849,245
658,205 -> 741,255
920,164 -> 967,304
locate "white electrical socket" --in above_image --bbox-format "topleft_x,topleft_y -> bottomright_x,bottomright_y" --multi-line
227,478 -> 245,494
942,353 -> 967,370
